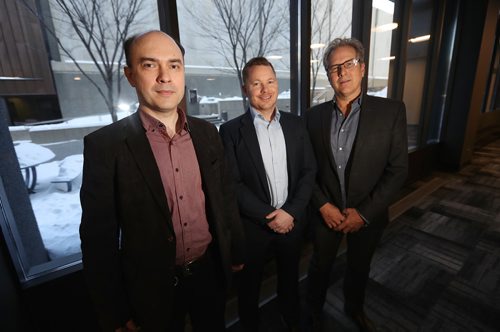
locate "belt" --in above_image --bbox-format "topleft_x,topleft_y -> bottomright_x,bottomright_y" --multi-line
173,251 -> 207,286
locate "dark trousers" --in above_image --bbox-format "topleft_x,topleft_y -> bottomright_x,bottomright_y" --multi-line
238,220 -> 303,330
307,220 -> 385,316
172,250 -> 226,332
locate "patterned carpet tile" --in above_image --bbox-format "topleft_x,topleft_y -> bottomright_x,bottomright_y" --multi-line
370,250 -> 455,302
434,199 -> 495,222
404,209 -> 485,248
377,227 -> 469,272
421,278 -> 500,331
458,248 -> 500,296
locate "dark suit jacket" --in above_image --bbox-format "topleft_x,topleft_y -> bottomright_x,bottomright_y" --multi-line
306,95 -> 408,227
80,111 -> 244,331
219,110 -> 316,227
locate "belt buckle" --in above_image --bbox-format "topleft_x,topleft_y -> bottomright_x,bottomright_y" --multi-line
182,260 -> 194,277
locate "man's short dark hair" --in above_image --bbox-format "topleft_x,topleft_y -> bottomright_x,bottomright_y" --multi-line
123,30 -> 185,67
322,37 -> 365,73
242,57 -> 276,84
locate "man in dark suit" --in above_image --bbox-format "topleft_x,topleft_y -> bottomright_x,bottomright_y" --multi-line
219,57 -> 316,331
80,30 -> 244,332
306,38 -> 408,331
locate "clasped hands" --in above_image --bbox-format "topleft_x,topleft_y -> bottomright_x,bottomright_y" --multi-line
266,208 -> 294,234
319,203 -> 364,233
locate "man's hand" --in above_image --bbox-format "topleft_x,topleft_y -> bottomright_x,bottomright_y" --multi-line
266,209 -> 294,234
231,264 -> 245,272
335,208 -> 364,233
319,203 -> 345,229
115,320 -> 140,332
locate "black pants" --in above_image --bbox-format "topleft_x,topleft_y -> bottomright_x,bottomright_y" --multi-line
238,220 -> 303,330
306,220 -> 385,316
172,250 -> 226,332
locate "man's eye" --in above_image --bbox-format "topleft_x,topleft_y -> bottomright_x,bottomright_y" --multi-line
143,63 -> 155,68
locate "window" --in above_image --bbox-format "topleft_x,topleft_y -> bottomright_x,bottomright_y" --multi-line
367,0 -> 397,98
177,0 -> 291,121
402,0 -> 434,150
0,0 -> 159,285
483,16 -> 500,113
310,0 -> 353,105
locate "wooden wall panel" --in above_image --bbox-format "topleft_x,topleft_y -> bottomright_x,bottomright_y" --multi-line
0,0 -> 55,95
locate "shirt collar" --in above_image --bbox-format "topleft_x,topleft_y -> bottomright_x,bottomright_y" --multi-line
333,92 -> 363,108
139,108 -> 189,134
249,106 -> 280,122
332,92 -> 363,115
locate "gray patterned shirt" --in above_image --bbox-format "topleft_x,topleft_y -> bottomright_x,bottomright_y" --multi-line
330,95 -> 362,209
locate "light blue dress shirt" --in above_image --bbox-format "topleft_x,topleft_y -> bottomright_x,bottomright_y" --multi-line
249,107 -> 288,209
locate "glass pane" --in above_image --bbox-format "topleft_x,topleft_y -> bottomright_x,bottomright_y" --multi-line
368,0 -> 397,98
1,0 -> 159,284
402,0 -> 433,150
482,21 -> 500,113
426,1 -> 458,144
310,0 -> 353,105
177,0 -> 291,120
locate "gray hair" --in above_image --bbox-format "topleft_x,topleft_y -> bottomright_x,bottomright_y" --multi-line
322,37 -> 365,72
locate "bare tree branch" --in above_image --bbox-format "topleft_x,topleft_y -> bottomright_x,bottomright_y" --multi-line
310,0 -> 351,103
183,0 -> 288,110
19,0 -> 144,122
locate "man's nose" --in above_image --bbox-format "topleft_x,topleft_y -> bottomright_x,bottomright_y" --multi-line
157,67 -> 171,83
337,66 -> 345,77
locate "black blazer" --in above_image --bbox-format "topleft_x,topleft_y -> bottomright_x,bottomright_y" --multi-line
219,110 -> 316,226
306,95 -> 408,227
80,112 -> 244,331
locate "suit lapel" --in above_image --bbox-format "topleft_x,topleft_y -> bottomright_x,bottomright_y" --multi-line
320,103 -> 338,172
280,113 -> 294,182
349,96 -> 373,168
346,96 -> 377,200
124,113 -> 172,229
240,111 -> 271,201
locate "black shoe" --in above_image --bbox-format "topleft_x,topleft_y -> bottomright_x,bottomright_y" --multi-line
280,314 -> 301,332
346,311 -> 377,332
303,312 -> 323,332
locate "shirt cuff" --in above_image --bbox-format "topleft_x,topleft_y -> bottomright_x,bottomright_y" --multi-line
356,209 -> 370,226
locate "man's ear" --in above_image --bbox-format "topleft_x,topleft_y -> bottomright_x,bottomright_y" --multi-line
124,66 -> 135,87
241,85 -> 248,98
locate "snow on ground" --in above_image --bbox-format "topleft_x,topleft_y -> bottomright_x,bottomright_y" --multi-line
28,159 -> 83,260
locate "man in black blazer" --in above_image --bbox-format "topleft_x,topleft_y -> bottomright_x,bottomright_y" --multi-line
219,57 -> 316,331
306,38 -> 408,331
80,30 -> 244,332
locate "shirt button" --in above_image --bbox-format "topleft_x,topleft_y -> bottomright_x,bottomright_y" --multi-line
338,165 -> 342,169
186,248 -> 190,251
184,222 -> 187,226
339,147 -> 343,151
341,129 -> 345,132
167,236 -> 174,242
175,168 -> 179,172
179,195 -> 183,200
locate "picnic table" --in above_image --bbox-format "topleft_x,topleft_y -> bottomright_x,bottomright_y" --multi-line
14,142 -> 55,193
